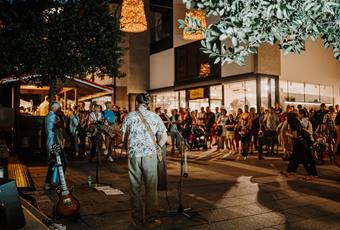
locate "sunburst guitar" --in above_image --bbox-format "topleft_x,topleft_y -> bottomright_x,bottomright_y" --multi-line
52,144 -> 80,218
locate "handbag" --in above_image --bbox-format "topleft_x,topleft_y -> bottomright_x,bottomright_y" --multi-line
137,111 -> 163,162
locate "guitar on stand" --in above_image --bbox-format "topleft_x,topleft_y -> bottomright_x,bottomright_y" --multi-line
52,144 -> 80,218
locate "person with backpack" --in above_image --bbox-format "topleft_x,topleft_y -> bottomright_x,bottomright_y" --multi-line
280,112 -> 317,180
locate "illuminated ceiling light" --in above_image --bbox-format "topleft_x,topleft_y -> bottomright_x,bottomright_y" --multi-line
183,10 -> 207,41
120,0 -> 147,33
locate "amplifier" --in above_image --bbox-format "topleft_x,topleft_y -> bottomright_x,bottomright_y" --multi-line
0,179 -> 26,230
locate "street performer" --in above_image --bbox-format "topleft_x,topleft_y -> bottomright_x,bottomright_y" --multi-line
44,102 -> 66,191
121,94 -> 168,229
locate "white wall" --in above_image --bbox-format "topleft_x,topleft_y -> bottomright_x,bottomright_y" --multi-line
280,39 -> 340,103
150,48 -> 175,90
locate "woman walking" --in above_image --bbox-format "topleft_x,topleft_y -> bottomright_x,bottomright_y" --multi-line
280,113 -> 317,179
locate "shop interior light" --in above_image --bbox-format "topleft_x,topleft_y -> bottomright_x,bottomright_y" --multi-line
120,0 -> 147,33
183,10 -> 207,40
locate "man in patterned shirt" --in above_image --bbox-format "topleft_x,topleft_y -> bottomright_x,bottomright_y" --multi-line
122,94 -> 168,229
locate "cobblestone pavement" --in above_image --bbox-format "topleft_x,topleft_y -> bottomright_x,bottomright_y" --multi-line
26,149 -> 340,230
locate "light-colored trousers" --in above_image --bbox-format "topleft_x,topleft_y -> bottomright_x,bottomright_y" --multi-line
128,154 -> 158,224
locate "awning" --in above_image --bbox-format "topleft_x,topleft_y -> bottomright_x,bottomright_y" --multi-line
0,75 -> 112,99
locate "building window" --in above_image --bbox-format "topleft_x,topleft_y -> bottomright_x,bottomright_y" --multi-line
210,85 -> 222,110
150,1 -> 173,54
175,41 -> 221,85
245,80 -> 257,110
287,81 -> 304,102
279,80 -> 334,107
305,83 -> 320,103
320,85 -> 333,104
279,80 -> 288,105
179,90 -> 186,108
224,82 -> 246,115
153,91 -> 178,112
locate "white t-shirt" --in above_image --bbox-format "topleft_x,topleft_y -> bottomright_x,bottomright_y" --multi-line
38,101 -> 49,116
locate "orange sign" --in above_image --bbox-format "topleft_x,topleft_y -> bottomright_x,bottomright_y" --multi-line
189,88 -> 204,100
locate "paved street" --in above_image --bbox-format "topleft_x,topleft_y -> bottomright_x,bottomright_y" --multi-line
26,150 -> 340,230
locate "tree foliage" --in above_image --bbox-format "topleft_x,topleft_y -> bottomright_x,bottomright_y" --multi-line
178,0 -> 340,65
0,0 -> 124,85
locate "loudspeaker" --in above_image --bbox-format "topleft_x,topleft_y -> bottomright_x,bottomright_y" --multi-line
0,179 -> 25,230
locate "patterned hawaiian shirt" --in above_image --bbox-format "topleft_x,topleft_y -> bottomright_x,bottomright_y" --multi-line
121,106 -> 167,158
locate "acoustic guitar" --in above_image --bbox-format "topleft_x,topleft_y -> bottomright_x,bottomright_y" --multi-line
52,144 -> 80,218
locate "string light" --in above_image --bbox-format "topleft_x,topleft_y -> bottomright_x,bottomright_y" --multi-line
183,10 -> 207,40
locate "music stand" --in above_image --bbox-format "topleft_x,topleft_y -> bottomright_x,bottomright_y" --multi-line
169,131 -> 199,219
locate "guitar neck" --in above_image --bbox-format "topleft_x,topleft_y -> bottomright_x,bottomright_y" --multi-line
55,151 -> 69,196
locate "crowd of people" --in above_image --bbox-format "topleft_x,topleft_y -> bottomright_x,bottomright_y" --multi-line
155,103 -> 340,173
44,98 -> 340,169
47,100 -> 129,163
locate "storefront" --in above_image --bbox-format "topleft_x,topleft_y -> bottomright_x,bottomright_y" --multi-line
152,73 -> 282,113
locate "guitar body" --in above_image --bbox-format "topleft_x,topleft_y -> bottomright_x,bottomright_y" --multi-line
55,187 -> 80,218
51,144 -> 80,219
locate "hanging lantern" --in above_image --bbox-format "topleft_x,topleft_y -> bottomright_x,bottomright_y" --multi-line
199,63 -> 211,78
183,10 -> 207,40
120,0 -> 147,33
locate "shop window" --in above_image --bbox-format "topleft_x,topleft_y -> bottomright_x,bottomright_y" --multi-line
179,90 -> 186,108
154,92 -> 179,111
320,85 -> 333,104
279,80 -> 288,106
245,80 -> 257,110
305,83 -> 320,103
270,78 -> 276,107
287,81 -> 304,103
224,82 -> 245,115
260,78 -> 269,108
189,98 -> 209,112
210,85 -> 222,100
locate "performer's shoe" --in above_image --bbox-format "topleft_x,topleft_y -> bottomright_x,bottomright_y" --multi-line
43,183 -> 52,191
143,219 -> 161,229
107,156 -> 114,162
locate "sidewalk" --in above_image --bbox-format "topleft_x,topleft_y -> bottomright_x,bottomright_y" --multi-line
24,149 -> 340,230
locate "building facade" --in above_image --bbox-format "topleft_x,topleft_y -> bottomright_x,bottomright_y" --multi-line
148,0 -> 340,113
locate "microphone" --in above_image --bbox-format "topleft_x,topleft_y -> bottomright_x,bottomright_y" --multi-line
183,150 -> 188,178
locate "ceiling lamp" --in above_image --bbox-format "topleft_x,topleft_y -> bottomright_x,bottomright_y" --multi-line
120,0 -> 147,33
183,10 -> 207,40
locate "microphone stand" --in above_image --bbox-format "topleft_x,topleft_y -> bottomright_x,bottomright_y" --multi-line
169,130 -> 199,220
82,122 -> 112,189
